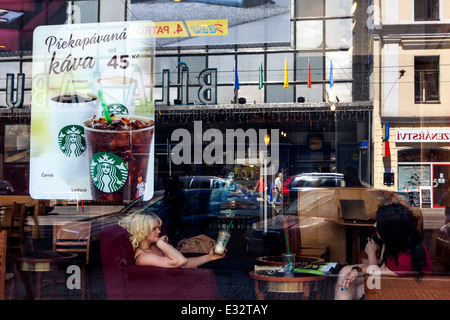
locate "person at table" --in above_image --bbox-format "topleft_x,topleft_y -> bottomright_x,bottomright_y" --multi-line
118,212 -> 225,268
334,203 -> 433,300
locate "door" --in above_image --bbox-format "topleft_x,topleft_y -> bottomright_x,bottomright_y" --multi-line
432,164 -> 450,208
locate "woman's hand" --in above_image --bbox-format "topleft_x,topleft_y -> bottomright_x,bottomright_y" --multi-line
208,246 -> 226,261
342,268 -> 359,290
364,238 -> 379,256
156,235 -> 169,247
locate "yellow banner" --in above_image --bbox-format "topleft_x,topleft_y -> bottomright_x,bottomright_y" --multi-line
185,19 -> 228,37
131,20 -> 228,38
154,21 -> 189,38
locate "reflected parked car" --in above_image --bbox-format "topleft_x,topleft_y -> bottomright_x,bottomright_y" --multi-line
282,172 -> 370,204
180,176 -> 238,191
0,180 -> 14,194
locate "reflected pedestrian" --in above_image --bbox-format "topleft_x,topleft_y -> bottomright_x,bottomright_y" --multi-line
161,175 -> 187,246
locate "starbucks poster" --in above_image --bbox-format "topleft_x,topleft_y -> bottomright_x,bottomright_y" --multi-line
30,21 -> 155,201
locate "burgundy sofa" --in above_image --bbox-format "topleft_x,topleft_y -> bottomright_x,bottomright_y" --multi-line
99,224 -> 223,300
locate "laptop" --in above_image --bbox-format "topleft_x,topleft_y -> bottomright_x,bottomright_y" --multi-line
340,199 -> 370,222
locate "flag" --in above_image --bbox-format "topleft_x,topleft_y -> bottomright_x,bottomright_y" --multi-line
234,59 -> 239,91
307,58 -> 311,89
329,59 -> 334,88
283,59 -> 289,89
258,61 -> 264,89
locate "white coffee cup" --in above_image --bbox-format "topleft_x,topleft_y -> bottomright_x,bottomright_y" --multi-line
49,93 -> 99,180
94,76 -> 137,116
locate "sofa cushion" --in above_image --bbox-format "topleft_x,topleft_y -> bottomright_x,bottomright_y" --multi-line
125,265 -> 220,300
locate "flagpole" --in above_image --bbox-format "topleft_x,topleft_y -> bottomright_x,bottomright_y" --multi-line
234,59 -> 239,103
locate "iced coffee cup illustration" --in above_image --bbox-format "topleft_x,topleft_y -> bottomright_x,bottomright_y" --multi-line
83,114 -> 154,201
50,93 -> 99,180
94,76 -> 137,116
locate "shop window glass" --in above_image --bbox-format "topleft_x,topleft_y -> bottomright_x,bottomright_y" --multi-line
0,92 -> 5,107
238,54 -> 264,83
179,56 -> 206,84
155,56 -> 178,85
296,84 -> 323,103
398,165 -> 431,191
325,0 -> 353,17
0,62 -> 20,90
73,1 -> 99,23
22,62 -> 32,89
296,52 -> 323,82
296,20 -> 323,50
208,55 -> 235,83
295,0 -> 324,18
188,85 -> 200,104
325,51 -> 352,81
414,0 -> 439,21
4,125 -> 30,163
325,19 -> 353,49
326,82 -> 352,102
266,84 -> 294,103
237,86 -> 263,104
398,148 -> 450,162
216,86 -> 234,104
267,53 -> 293,83
414,56 -> 439,103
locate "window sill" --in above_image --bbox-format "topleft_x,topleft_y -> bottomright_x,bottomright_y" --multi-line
414,101 -> 441,104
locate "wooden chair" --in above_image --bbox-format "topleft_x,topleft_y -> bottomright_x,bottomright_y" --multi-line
0,230 -> 14,300
6,203 -> 27,253
53,220 -> 92,299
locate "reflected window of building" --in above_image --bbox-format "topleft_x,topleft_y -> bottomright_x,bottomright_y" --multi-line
295,0 -> 324,18
4,125 -> 30,163
398,164 -> 431,190
414,0 -> 439,21
325,0 -> 353,17
296,20 -> 323,50
414,56 -> 439,103
325,19 -> 353,49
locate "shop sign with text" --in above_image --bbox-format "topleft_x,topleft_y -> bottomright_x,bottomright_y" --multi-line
396,129 -> 450,143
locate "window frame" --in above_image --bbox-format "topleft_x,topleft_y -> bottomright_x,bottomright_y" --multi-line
414,0 -> 440,21
414,55 -> 440,104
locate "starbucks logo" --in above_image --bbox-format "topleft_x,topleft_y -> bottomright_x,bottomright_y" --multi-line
102,103 -> 129,116
58,125 -> 86,158
90,152 -> 128,193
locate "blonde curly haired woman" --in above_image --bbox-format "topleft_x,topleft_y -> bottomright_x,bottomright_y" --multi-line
119,212 -> 224,268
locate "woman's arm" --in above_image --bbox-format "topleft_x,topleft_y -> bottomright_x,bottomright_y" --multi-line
184,246 -> 225,268
136,236 -> 187,268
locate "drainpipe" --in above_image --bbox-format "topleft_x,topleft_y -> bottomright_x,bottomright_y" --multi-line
378,0 -> 383,127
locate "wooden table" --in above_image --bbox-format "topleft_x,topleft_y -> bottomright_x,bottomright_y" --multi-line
249,270 -> 326,300
10,251 -> 77,300
255,255 -> 324,267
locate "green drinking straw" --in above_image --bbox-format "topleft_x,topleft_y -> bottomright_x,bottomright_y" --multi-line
98,90 -> 112,124
285,235 -> 292,267
226,220 -> 233,231
285,235 -> 290,254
